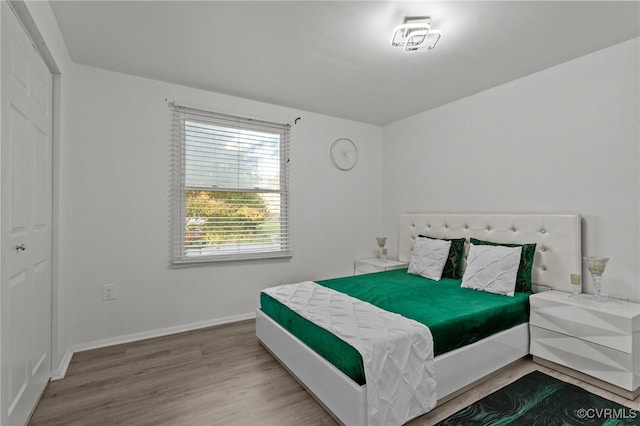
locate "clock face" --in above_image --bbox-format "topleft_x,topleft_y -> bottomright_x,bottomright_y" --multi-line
330,138 -> 358,171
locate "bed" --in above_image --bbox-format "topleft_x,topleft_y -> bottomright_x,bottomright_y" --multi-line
256,213 -> 582,425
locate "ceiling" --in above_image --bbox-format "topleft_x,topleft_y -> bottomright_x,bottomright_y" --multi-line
49,1 -> 639,125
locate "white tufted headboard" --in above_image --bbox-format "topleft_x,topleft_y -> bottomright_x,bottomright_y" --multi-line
399,214 -> 581,292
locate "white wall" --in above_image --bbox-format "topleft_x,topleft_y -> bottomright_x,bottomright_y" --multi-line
62,65 -> 383,348
383,38 -> 640,301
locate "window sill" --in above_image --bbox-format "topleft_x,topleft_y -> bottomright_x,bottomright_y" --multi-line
172,250 -> 292,267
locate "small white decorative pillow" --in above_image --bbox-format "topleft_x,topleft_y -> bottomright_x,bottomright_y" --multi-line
408,237 -> 452,281
461,244 -> 522,296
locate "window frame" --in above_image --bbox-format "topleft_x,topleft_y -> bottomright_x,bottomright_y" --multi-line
171,103 -> 291,266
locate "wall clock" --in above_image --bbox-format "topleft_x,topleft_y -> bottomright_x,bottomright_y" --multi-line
330,138 -> 358,171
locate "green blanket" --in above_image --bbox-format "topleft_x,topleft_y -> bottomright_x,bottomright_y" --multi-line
260,269 -> 530,385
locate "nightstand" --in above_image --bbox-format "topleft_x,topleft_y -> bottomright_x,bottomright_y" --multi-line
530,290 -> 640,399
354,258 -> 408,275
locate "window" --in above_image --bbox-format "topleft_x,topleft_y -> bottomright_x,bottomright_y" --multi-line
171,104 -> 290,265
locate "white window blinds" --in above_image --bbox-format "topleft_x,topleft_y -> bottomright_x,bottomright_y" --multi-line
171,103 -> 290,265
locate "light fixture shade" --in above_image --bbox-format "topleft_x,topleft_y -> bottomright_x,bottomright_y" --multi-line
422,29 -> 442,51
391,17 -> 441,51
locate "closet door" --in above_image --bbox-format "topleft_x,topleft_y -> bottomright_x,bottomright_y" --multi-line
0,2 -> 53,424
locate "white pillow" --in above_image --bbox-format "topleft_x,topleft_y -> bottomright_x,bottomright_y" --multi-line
408,237 -> 452,281
461,243 -> 522,296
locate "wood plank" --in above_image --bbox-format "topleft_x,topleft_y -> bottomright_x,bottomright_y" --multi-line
29,320 -> 639,425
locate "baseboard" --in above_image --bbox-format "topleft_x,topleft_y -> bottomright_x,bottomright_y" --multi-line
51,346 -> 74,380
50,311 -> 256,380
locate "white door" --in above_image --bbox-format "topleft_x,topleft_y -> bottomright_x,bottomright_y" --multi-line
0,2 -> 53,425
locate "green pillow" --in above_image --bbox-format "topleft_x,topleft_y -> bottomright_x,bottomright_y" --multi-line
418,235 -> 466,279
470,238 -> 536,293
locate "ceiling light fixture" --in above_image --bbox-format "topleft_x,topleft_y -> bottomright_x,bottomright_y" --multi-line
391,16 -> 442,52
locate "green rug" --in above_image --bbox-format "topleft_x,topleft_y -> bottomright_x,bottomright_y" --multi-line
436,371 -> 638,425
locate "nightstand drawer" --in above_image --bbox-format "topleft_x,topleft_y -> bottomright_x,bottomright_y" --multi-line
530,326 -> 638,391
530,296 -> 633,353
354,258 -> 408,275
355,262 -> 386,275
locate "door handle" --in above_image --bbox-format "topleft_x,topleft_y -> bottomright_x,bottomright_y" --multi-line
16,244 -> 26,252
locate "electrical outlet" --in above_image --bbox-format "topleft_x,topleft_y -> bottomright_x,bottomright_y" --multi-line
102,284 -> 116,301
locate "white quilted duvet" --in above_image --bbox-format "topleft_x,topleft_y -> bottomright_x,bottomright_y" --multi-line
262,281 -> 436,426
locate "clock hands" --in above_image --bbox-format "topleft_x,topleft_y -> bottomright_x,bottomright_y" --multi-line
341,148 -> 355,168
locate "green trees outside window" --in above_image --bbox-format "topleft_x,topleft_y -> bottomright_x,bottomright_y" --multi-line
185,190 -> 270,248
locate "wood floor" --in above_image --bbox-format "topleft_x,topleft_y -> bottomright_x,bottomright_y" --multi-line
30,319 -> 639,425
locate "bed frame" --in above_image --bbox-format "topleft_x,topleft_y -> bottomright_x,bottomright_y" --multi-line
257,213 -> 581,425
